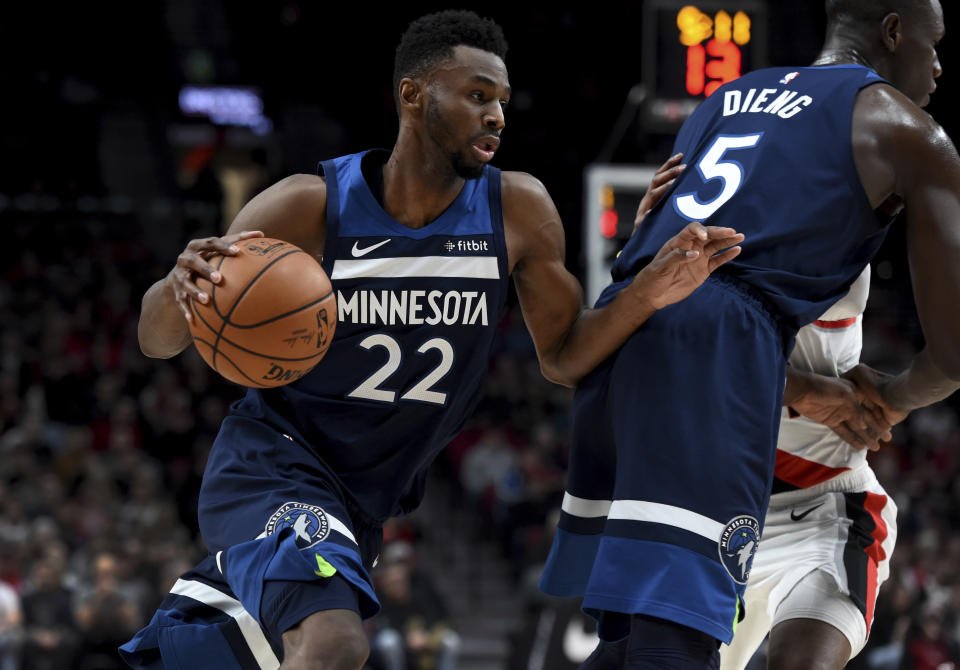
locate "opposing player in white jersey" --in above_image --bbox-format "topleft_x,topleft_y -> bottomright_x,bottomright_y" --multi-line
720,265 -> 905,669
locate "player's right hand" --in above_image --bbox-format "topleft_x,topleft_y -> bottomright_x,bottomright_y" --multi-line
843,363 -> 911,428
167,230 -> 264,321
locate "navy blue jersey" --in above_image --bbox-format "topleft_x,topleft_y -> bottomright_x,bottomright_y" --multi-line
615,65 -> 892,330
232,150 -> 509,520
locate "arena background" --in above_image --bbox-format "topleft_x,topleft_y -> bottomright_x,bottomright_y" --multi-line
2,2 -> 959,669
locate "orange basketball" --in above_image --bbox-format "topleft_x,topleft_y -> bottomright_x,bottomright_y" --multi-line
188,237 -> 336,388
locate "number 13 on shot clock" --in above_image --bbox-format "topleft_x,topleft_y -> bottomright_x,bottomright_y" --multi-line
642,0 -> 767,128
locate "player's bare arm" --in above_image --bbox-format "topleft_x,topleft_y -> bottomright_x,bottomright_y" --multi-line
503,170 -> 743,387
853,85 -> 960,410
137,174 -> 327,359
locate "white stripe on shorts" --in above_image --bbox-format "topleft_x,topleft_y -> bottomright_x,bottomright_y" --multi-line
608,500 -> 725,542
331,255 -> 500,280
170,578 -> 279,669
561,492 -> 612,518
561,494 -> 725,543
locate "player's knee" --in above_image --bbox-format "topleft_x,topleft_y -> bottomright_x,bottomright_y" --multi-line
766,636 -> 845,670
280,610 -> 369,670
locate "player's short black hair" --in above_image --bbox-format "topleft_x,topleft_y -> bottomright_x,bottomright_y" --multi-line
393,9 -> 508,93
825,0 -> 929,24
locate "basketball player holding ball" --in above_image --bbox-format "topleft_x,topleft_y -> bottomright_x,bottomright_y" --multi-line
121,11 -> 744,669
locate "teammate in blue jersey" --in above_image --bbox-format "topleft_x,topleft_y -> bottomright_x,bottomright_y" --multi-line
120,10 -> 745,670
538,0 -> 960,668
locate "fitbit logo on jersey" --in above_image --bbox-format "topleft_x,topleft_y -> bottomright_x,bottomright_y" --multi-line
444,239 -> 489,253
338,289 -> 489,326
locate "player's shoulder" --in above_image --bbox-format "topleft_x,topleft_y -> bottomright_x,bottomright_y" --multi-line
266,173 -> 327,203
854,83 -> 946,147
500,171 -> 556,220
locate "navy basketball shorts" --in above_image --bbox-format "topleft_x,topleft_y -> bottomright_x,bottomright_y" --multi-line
539,274 -> 789,646
120,416 -> 381,669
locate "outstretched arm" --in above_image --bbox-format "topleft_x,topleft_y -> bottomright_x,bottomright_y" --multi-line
504,169 -> 742,388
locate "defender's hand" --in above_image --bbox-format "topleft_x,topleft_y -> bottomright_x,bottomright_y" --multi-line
790,373 -> 892,450
632,222 -> 744,311
633,153 -> 686,235
167,230 -> 264,321
843,363 -> 910,427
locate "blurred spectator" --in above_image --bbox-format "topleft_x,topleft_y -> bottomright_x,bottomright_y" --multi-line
901,607 -> 960,670
0,578 -> 22,670
20,557 -> 79,670
74,552 -> 140,670
369,541 -> 460,670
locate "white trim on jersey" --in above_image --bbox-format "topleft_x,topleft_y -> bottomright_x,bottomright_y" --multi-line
170,578 -> 280,670
331,256 -> 500,280
609,500 -> 725,542
561,492 -> 612,518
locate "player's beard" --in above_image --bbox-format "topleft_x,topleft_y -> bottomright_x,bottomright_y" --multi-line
426,96 -> 484,180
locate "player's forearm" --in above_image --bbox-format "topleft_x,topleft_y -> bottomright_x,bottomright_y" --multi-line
883,348 -> 960,412
138,274 -> 193,359
541,287 -> 656,387
782,367 -> 814,406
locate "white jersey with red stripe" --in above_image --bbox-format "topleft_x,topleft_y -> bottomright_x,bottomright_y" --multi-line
774,266 -> 871,493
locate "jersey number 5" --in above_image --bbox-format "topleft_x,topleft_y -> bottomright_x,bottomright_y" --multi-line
347,334 -> 454,406
673,132 -> 763,221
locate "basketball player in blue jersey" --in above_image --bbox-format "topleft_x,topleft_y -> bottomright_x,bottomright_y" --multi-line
120,10 -> 745,670
539,0 -> 960,668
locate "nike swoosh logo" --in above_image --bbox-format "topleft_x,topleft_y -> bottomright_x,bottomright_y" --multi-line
351,239 -> 391,257
790,503 -> 824,522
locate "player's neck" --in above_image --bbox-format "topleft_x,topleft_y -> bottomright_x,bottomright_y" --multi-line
381,138 -> 465,230
812,35 -> 878,71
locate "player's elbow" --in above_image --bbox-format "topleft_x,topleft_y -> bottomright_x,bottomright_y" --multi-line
538,359 -> 578,389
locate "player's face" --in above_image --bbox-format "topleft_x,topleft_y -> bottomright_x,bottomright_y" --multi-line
889,0 -> 944,107
423,45 -> 510,179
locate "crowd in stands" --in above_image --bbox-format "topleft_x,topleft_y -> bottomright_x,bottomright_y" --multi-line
1,183 -> 959,670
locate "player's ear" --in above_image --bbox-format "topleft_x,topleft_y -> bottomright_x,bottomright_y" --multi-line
398,77 -> 424,114
880,12 -> 903,53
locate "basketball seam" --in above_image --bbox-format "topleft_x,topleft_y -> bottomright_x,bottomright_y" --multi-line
192,335 -> 271,388
211,247 -> 305,370
227,290 -> 335,329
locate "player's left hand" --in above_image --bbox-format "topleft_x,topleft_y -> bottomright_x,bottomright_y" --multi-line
631,222 -> 744,311
633,153 -> 686,235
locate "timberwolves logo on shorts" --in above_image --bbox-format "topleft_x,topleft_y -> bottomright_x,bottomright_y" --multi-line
265,502 -> 331,549
719,515 -> 760,584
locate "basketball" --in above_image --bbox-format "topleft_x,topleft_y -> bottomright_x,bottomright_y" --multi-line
188,237 -> 336,388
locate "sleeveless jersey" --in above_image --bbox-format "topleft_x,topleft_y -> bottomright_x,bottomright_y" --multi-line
774,265 -> 870,493
232,150 -> 510,521
614,65 -> 892,330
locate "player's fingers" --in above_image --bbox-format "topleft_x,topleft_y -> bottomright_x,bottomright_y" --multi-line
224,230 -> 265,246
702,225 -> 740,239
675,221 -> 709,243
655,152 -> 684,174
704,233 -> 746,256
833,422 -> 870,450
861,405 -> 892,442
177,252 -> 223,286
650,165 -> 685,189
707,246 -> 742,271
173,290 -> 193,323
180,275 -> 209,305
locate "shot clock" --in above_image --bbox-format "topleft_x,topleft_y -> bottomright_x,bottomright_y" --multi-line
642,0 -> 768,127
